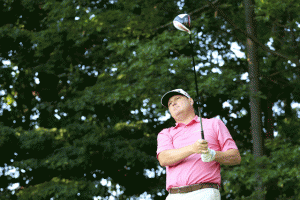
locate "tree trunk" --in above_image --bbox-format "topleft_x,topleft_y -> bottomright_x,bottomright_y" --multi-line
244,0 -> 265,198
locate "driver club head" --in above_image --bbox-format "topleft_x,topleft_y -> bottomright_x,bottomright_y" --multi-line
173,14 -> 191,34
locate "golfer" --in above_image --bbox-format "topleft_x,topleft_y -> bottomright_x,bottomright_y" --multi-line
157,89 -> 241,200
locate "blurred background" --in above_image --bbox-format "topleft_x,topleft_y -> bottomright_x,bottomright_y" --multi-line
0,0 -> 299,199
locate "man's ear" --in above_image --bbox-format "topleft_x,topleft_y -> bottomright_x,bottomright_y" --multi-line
189,98 -> 194,106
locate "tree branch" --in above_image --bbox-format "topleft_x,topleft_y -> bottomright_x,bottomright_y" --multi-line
205,0 -> 300,67
153,1 -> 300,84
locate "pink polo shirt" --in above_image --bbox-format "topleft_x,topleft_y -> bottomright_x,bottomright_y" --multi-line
156,115 -> 238,191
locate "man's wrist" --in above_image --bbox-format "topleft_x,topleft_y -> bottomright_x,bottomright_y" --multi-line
189,143 -> 196,154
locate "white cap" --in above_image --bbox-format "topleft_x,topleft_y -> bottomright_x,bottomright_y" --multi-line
161,89 -> 191,107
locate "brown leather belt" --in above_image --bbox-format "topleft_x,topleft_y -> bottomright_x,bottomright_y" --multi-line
169,183 -> 219,194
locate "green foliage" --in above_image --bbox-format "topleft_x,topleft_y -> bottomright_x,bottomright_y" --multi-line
0,126 -> 19,169
16,177 -> 108,200
221,115 -> 300,199
0,120 -> 158,199
255,0 -> 299,22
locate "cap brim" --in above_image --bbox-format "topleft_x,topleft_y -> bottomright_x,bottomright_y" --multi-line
161,91 -> 184,107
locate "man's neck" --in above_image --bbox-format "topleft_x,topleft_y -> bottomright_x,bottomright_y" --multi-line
175,113 -> 196,125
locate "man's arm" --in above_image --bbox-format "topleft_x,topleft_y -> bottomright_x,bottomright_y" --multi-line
214,149 -> 241,165
158,146 -> 193,167
158,140 -> 206,167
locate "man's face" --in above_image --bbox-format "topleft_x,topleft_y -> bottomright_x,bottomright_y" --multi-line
168,95 -> 193,117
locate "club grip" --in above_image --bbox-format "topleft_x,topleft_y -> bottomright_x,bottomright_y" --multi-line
201,130 -> 205,140
198,107 -> 205,140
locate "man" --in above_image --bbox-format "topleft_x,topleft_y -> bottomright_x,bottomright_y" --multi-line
157,89 -> 241,200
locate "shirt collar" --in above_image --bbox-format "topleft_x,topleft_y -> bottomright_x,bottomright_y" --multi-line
174,115 -> 199,128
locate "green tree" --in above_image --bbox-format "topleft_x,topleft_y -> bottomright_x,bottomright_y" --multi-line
221,108 -> 300,199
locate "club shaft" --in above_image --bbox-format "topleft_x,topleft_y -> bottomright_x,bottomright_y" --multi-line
190,34 -> 199,98
190,34 -> 205,140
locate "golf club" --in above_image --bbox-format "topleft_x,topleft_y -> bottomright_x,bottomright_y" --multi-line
173,14 -> 205,140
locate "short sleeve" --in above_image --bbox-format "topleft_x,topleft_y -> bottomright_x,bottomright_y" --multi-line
216,119 -> 238,152
156,128 -> 174,158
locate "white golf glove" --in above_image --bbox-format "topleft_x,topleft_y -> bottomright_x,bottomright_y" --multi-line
201,148 -> 216,162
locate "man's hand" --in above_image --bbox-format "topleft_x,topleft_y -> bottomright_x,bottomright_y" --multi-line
196,139 -> 216,162
192,139 -> 209,154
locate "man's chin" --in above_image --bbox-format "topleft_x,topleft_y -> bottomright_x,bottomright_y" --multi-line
172,110 -> 183,117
